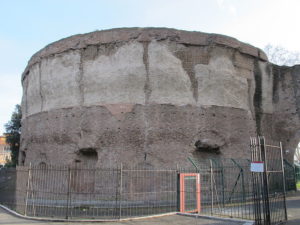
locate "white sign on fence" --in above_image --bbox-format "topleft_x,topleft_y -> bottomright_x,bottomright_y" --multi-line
251,161 -> 264,172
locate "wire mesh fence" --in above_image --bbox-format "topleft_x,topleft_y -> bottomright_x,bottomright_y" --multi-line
0,158 -> 297,221
284,160 -> 297,191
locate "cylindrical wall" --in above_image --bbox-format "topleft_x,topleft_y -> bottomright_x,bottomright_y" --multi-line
20,28 -> 300,167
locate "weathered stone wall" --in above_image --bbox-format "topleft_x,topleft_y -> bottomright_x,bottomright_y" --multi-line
20,28 -> 300,167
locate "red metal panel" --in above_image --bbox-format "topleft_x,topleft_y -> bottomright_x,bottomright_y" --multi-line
179,173 -> 201,213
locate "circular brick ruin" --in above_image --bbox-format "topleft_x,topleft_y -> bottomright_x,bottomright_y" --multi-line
20,28 -> 300,167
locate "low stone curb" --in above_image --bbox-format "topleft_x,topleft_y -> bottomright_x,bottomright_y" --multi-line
176,212 -> 255,225
1,204 -> 255,224
0,204 -> 177,222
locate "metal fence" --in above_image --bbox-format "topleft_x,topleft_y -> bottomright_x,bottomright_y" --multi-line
0,165 -> 182,220
0,168 -> 17,210
284,160 -> 297,191
188,158 -> 255,220
250,137 -> 287,225
0,159 -> 298,221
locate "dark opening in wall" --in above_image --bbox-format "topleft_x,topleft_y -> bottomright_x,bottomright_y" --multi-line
20,151 -> 26,165
78,148 -> 98,157
39,162 -> 47,168
75,148 -> 98,167
194,140 -> 221,154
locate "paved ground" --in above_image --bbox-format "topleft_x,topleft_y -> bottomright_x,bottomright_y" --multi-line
1,192 -> 300,225
0,209 -> 247,225
286,191 -> 300,225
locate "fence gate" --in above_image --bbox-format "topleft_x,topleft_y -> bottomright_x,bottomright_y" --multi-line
250,137 -> 287,225
179,173 -> 200,213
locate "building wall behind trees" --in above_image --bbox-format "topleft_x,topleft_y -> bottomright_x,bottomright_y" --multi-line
0,135 -> 11,166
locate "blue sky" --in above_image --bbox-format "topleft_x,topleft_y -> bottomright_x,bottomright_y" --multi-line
1,0 -> 300,134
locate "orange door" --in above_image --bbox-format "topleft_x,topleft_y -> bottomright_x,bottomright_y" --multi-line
180,173 -> 201,213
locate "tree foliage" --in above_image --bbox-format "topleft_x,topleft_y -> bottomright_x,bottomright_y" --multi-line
264,44 -> 300,66
295,143 -> 300,163
5,104 -> 22,166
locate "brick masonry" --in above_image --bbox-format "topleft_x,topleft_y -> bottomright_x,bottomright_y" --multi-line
20,28 -> 300,167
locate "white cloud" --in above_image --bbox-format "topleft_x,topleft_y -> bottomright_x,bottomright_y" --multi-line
229,5 -> 237,15
220,0 -> 300,52
217,0 -> 225,7
216,0 -> 237,16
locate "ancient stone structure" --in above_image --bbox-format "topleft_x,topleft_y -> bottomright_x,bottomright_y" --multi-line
20,28 -> 300,167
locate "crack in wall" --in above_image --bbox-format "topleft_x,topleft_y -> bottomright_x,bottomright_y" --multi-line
272,65 -> 281,104
143,42 -> 151,104
78,50 -> 85,150
38,62 -> 44,112
253,60 -> 263,136
78,50 -> 84,105
142,42 -> 151,160
247,78 -> 255,120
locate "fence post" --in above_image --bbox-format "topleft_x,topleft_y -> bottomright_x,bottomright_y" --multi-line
280,142 -> 288,221
260,137 -> 271,224
176,164 -> 180,212
119,163 -> 123,219
209,159 -> 213,215
221,165 -> 225,206
66,166 -> 72,219
24,163 -> 32,216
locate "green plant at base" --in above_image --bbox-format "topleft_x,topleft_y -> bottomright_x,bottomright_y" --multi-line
296,182 -> 300,190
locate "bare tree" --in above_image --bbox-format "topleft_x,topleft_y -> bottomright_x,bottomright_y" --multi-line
264,44 -> 300,66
